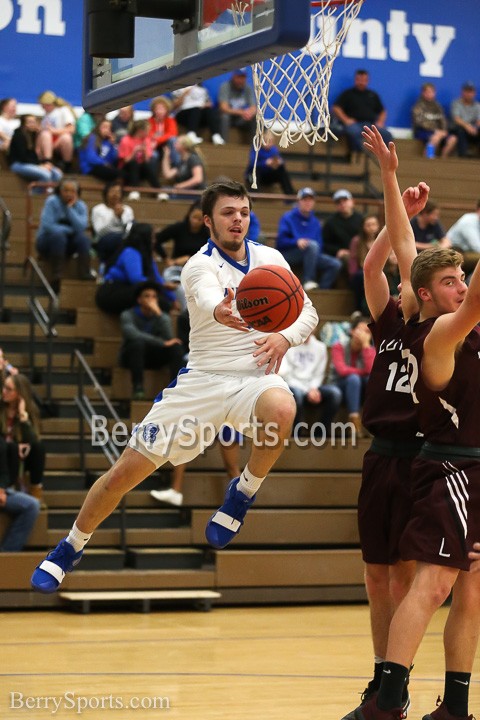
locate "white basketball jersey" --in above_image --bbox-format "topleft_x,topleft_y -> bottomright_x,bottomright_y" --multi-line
181,238 -> 318,375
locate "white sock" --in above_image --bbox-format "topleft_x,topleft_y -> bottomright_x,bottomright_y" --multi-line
237,465 -> 265,498
66,522 -> 92,552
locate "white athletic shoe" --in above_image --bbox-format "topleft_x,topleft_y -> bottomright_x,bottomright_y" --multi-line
212,133 -> 226,145
127,191 -> 140,201
303,280 -> 319,292
187,131 -> 203,145
157,192 -> 169,202
150,488 -> 183,507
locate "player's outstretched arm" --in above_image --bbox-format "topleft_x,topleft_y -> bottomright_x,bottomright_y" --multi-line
422,258 -> 480,390
363,125 -> 426,321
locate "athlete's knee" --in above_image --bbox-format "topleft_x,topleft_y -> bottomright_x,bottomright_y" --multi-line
365,564 -> 389,599
255,389 -> 296,433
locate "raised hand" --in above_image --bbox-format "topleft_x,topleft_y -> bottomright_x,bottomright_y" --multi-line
362,124 -> 398,173
402,181 -> 430,219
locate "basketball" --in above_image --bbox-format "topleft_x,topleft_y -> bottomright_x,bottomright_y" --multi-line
236,265 -> 304,332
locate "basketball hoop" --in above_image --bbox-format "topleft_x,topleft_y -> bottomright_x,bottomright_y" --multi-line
250,0 -> 365,188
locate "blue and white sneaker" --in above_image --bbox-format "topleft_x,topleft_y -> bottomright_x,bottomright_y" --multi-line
205,478 -> 256,549
31,539 -> 83,594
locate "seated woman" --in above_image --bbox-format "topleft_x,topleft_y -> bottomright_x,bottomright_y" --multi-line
8,114 -> 62,184
0,373 -> 46,503
78,119 -> 120,182
412,82 -> 457,158
348,214 -> 380,314
36,178 -> 93,293
161,135 -> 206,197
91,181 -> 135,263
36,90 -> 76,173
95,222 -> 177,315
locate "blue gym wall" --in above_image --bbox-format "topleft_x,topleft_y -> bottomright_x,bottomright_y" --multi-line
0,0 -> 478,130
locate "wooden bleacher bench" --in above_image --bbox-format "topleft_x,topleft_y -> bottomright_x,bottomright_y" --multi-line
59,589 -> 221,613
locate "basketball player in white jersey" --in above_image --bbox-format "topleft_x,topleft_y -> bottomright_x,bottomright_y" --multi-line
31,179 -> 318,593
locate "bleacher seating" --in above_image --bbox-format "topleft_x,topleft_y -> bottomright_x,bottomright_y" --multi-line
0,131 -> 479,609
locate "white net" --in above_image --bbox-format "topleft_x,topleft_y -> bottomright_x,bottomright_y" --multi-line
249,0 -> 365,187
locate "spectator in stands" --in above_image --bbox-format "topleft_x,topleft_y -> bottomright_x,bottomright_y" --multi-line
328,315 -> 375,437
74,111 -> 103,150
110,105 -> 135,145
276,187 -> 342,291
412,82 -> 457,158
245,131 -> 295,195
119,280 -> 185,400
151,426 -> 241,507
91,181 -> 135,263
161,135 -> 206,195
332,69 -> 393,153
0,98 -> 18,152
280,332 -> 342,438
0,484 -> 40,552
148,96 -> 178,164
95,222 -> 177,315
155,200 -> 209,267
7,114 -> 62,184
322,188 -> 364,266
446,200 -> 480,274
348,213 -> 381,313
0,373 -> 46,503
410,200 -> 449,251
36,178 -> 93,294
117,120 -> 159,200
172,84 -> 225,146
0,349 -> 18,388
450,81 -> 480,158
78,119 -> 120,182
36,90 -> 76,173
218,69 -> 256,143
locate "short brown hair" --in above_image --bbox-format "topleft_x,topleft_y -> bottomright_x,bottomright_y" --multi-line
201,180 -> 251,218
411,247 -> 464,301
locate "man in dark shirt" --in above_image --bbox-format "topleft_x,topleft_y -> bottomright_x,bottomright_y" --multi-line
322,188 -> 364,261
119,281 -> 185,400
332,69 -> 393,152
410,200 -> 449,251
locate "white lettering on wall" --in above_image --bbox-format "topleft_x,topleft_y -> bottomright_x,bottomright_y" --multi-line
312,8 -> 455,77
0,1 -> 15,31
0,0 -> 65,35
411,22 -> 456,77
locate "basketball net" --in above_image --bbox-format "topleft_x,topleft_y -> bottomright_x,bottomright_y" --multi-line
248,0 -> 365,188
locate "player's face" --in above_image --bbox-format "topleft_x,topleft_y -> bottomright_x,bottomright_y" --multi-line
423,266 -> 467,315
204,195 -> 250,257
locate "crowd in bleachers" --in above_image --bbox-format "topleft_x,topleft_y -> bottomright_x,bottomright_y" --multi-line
0,69 -> 480,539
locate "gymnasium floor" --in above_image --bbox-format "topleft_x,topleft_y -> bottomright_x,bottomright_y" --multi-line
2,603 -> 479,719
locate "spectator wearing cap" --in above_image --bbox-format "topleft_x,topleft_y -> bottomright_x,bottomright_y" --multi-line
410,200 -> 449,251
322,189 -> 364,265
332,69 -> 393,153
450,82 -> 480,158
119,281 -> 186,400
245,130 -> 295,195
218,69 -> 256,143
276,188 -> 342,291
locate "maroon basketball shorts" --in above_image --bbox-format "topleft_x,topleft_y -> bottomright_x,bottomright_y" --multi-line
400,456 -> 480,570
358,449 -> 414,565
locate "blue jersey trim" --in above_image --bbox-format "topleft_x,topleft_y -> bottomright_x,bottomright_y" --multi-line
154,367 -> 189,403
204,237 -> 251,275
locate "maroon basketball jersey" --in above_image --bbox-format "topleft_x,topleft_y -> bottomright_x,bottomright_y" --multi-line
362,298 -> 421,440
402,318 -> 480,446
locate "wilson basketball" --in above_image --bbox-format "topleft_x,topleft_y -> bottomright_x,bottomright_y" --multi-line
236,265 -> 304,332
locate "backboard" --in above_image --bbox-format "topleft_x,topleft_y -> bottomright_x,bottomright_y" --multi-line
82,0 -> 311,113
